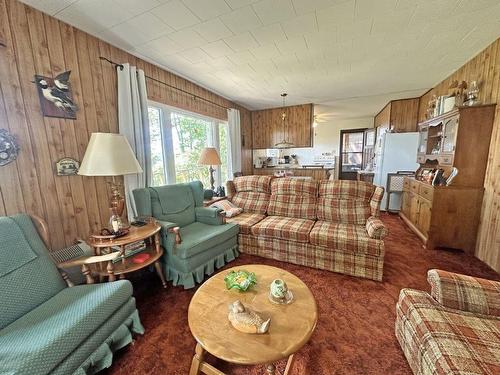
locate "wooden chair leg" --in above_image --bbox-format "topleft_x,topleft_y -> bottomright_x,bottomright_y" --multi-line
284,354 -> 295,375
189,343 -> 205,375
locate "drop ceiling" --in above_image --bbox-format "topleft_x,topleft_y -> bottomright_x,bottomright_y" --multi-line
20,0 -> 500,118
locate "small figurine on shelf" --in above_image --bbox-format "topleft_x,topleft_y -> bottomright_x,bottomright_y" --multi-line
465,81 -> 480,106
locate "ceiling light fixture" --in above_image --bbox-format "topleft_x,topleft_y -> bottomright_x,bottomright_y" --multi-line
274,93 -> 295,149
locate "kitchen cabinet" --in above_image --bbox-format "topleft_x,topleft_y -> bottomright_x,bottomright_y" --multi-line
251,104 -> 313,149
374,98 -> 420,133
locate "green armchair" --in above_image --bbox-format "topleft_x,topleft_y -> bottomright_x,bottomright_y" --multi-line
133,181 -> 239,289
0,214 -> 144,375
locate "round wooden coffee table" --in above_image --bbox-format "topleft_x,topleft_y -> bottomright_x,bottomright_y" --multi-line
188,264 -> 318,375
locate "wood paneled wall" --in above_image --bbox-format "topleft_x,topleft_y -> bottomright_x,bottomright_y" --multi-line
0,0 -> 251,250
418,38 -> 500,272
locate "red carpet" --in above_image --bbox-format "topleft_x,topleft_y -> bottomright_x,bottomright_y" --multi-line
104,214 -> 499,375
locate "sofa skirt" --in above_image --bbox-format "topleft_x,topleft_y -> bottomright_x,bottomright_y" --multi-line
238,234 -> 384,281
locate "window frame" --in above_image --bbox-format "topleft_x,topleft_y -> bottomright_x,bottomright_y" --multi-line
148,100 -> 229,188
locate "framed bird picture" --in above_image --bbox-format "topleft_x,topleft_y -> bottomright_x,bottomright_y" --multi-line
33,71 -> 78,119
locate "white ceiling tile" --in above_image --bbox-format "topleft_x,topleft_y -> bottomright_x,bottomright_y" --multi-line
109,12 -> 173,46
154,0 -> 200,30
224,32 -> 260,52
251,23 -> 288,44
201,40 -> 235,58
219,5 -> 262,33
179,47 -> 210,63
193,19 -> 234,42
182,0 -> 231,21
304,30 -> 337,51
21,0 -> 78,15
252,0 -> 296,25
275,36 -> 308,54
225,0 -> 261,9
112,0 -> 160,16
168,28 -> 206,49
144,35 -> 184,55
355,0 -> 396,20
316,0 -> 355,31
227,50 -> 258,65
205,56 -> 237,69
57,0 -> 133,32
281,12 -> 318,38
292,0 -> 346,14
250,43 -> 282,60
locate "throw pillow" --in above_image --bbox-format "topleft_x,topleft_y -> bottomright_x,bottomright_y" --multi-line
210,199 -> 243,218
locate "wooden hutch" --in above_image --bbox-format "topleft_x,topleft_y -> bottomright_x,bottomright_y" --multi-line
399,104 -> 496,254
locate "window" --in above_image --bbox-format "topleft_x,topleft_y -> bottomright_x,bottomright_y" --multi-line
147,102 -> 230,189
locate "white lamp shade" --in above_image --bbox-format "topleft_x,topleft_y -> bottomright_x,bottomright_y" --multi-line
78,133 -> 143,176
198,147 -> 221,166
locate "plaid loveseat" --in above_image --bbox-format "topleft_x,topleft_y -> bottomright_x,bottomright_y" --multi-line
227,176 -> 387,281
396,269 -> 500,374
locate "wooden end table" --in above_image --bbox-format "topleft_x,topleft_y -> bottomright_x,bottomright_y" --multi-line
188,264 -> 318,375
88,222 -> 167,288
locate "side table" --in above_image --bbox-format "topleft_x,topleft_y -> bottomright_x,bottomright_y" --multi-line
87,222 -> 167,288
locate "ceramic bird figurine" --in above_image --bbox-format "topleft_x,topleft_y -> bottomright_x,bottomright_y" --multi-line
228,300 -> 270,334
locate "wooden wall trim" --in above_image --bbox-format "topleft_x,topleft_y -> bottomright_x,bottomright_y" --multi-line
0,0 -> 251,249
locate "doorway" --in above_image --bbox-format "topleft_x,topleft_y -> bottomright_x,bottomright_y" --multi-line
339,129 -> 366,180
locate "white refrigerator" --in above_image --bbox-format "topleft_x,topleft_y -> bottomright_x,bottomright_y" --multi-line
373,132 -> 419,211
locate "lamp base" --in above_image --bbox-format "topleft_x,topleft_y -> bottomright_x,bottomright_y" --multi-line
108,181 -> 125,217
209,166 -> 215,191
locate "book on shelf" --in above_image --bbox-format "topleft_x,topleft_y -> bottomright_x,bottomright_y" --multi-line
112,240 -> 147,263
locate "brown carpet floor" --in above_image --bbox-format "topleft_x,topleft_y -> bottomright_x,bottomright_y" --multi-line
104,213 -> 499,375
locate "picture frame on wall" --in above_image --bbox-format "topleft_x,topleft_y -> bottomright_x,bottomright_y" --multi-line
56,158 -> 80,176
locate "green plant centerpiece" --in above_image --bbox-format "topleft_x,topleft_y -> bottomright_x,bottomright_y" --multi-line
224,270 -> 257,292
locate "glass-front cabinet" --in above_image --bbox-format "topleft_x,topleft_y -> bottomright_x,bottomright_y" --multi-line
442,116 -> 459,153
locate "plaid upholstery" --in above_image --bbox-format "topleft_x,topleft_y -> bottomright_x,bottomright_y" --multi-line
317,180 -> 375,224
233,175 -> 272,193
251,216 -> 315,243
366,216 -> 388,239
209,199 -> 243,218
268,178 -> 317,219
239,234 -> 384,281
427,269 -> 500,317
370,186 -> 385,217
230,175 -> 273,214
226,212 -> 265,235
395,288 -> 500,375
309,221 -> 384,256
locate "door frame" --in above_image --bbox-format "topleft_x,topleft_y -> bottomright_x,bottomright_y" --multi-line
339,128 -> 367,180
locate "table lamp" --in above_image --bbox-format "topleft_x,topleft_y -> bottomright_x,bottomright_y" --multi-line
198,147 -> 221,191
78,133 -> 143,231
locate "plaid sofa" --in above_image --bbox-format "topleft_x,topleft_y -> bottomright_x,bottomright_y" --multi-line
396,269 -> 500,375
227,176 -> 386,281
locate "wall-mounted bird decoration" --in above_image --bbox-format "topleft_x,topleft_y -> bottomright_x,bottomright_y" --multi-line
33,71 -> 78,119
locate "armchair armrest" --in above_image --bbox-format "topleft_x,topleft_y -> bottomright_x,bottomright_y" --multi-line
427,269 -> 500,316
156,219 -> 182,249
195,207 -> 225,225
370,186 -> 384,217
226,180 -> 236,200
57,252 -> 121,286
366,216 -> 388,239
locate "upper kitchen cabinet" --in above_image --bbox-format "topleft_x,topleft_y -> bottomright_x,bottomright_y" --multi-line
252,104 -> 314,148
374,98 -> 420,133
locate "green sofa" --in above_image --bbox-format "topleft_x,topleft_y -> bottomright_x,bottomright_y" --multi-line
0,214 -> 144,375
133,181 -> 239,289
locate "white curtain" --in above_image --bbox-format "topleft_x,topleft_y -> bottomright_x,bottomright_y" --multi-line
117,63 -> 150,220
227,108 -> 242,177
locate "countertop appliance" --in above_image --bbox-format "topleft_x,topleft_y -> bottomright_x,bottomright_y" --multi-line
373,132 -> 419,211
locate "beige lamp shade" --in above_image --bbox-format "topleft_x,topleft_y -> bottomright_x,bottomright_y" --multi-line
198,147 -> 221,166
78,132 -> 143,176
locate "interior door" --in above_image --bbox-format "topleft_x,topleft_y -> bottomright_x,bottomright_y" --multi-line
339,129 -> 366,180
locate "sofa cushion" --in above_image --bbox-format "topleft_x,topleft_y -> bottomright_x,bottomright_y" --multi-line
231,176 -> 273,214
317,180 -> 375,224
251,216 -> 315,243
0,281 -> 133,375
268,178 -> 317,219
234,175 -> 272,193
396,288 -> 500,375
309,221 -> 383,256
226,212 -> 266,234
175,222 -> 239,259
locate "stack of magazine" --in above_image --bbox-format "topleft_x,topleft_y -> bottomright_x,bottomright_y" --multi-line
112,240 -> 147,263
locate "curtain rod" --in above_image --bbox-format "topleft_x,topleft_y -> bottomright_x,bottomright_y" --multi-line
99,56 -> 230,110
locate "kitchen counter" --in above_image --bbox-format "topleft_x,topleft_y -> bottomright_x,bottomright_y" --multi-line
253,166 -> 331,180
255,165 -> 326,169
